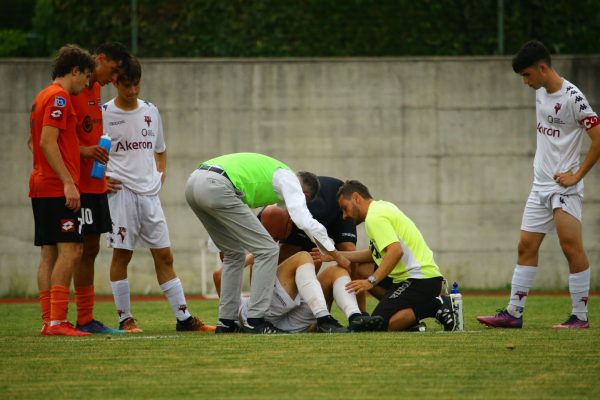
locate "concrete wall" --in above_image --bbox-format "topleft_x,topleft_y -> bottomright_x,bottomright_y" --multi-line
1,56 -> 599,296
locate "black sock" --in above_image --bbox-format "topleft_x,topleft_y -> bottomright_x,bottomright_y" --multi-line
348,313 -> 362,323
317,315 -> 332,324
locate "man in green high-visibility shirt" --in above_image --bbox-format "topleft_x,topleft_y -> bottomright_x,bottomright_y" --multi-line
185,152 -> 350,334
324,180 -> 458,332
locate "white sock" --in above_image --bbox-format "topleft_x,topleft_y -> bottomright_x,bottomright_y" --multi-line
332,275 -> 361,319
295,263 -> 329,318
507,265 -> 537,318
111,279 -> 132,322
160,277 -> 191,321
569,268 -> 590,321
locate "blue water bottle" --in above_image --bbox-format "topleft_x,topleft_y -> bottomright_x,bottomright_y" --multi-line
90,134 -> 111,179
450,281 -> 464,331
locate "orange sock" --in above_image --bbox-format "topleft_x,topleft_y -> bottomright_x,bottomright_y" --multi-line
75,285 -> 95,325
50,285 -> 70,324
39,289 -> 51,324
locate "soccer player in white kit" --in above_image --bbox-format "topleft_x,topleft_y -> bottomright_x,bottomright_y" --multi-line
103,57 -> 215,333
477,40 -> 600,329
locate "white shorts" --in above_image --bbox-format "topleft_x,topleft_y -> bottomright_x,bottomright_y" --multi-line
521,190 -> 583,234
107,186 -> 171,250
238,278 -> 316,333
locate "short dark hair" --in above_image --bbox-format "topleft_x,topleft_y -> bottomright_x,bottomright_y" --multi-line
95,42 -> 130,64
297,171 -> 320,198
51,44 -> 96,79
117,56 -> 142,84
336,180 -> 372,200
512,40 -> 552,73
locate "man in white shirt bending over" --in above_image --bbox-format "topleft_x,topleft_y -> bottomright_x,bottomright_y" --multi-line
185,152 -> 351,334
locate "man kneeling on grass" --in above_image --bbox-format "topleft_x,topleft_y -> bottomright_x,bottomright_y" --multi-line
316,180 -> 458,332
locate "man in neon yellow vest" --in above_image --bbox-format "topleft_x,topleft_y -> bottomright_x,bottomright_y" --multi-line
185,152 -> 350,334
329,180 -> 457,332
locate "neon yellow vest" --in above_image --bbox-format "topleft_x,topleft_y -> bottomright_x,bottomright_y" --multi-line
201,153 -> 291,208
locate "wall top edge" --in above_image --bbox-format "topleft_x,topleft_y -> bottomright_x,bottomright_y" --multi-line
2,55 -> 600,64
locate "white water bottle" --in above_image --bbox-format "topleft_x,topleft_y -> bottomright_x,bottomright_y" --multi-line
450,281 -> 464,331
90,134 -> 111,179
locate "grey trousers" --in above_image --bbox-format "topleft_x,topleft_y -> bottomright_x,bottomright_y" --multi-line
184,169 -> 279,320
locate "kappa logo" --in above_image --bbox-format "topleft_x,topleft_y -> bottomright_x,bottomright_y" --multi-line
144,115 -> 152,127
554,103 -> 561,114
54,96 -> 66,107
559,196 -> 566,205
61,219 -> 76,233
117,227 -> 127,242
178,305 -> 188,314
49,108 -> 63,120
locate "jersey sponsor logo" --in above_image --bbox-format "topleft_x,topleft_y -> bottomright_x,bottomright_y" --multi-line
141,128 -> 155,137
49,108 -> 63,120
144,115 -> 152,127
88,100 -> 96,106
60,218 -> 76,233
54,96 -> 66,107
537,122 -> 560,138
547,115 -> 565,125
115,140 -> 154,152
109,120 -> 126,126
582,115 -> 599,129
554,103 -> 561,114
81,116 -> 102,133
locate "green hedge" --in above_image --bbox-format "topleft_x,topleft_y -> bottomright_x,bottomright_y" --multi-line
3,0 -> 600,57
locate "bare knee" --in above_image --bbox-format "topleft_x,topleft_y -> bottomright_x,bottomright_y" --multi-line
319,265 -> 349,283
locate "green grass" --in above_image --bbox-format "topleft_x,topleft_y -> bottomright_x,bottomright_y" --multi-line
1,295 -> 599,400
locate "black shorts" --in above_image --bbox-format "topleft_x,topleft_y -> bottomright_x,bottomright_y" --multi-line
80,192 -> 112,235
283,215 -> 357,251
372,277 -> 443,324
32,197 -> 83,246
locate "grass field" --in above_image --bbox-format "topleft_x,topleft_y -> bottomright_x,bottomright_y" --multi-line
1,295 -> 599,399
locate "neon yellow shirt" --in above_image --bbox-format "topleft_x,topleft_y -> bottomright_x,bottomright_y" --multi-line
365,200 -> 442,283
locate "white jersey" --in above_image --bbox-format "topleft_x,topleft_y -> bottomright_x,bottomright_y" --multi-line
103,98 -> 166,195
533,79 -> 598,196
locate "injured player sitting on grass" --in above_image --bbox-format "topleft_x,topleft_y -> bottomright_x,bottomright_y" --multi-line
212,206 -> 385,334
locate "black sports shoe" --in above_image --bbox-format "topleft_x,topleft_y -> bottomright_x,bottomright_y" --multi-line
348,313 -> 386,332
242,320 -> 288,334
215,320 -> 242,334
317,315 -> 349,333
435,295 -> 458,331
176,316 -> 216,332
